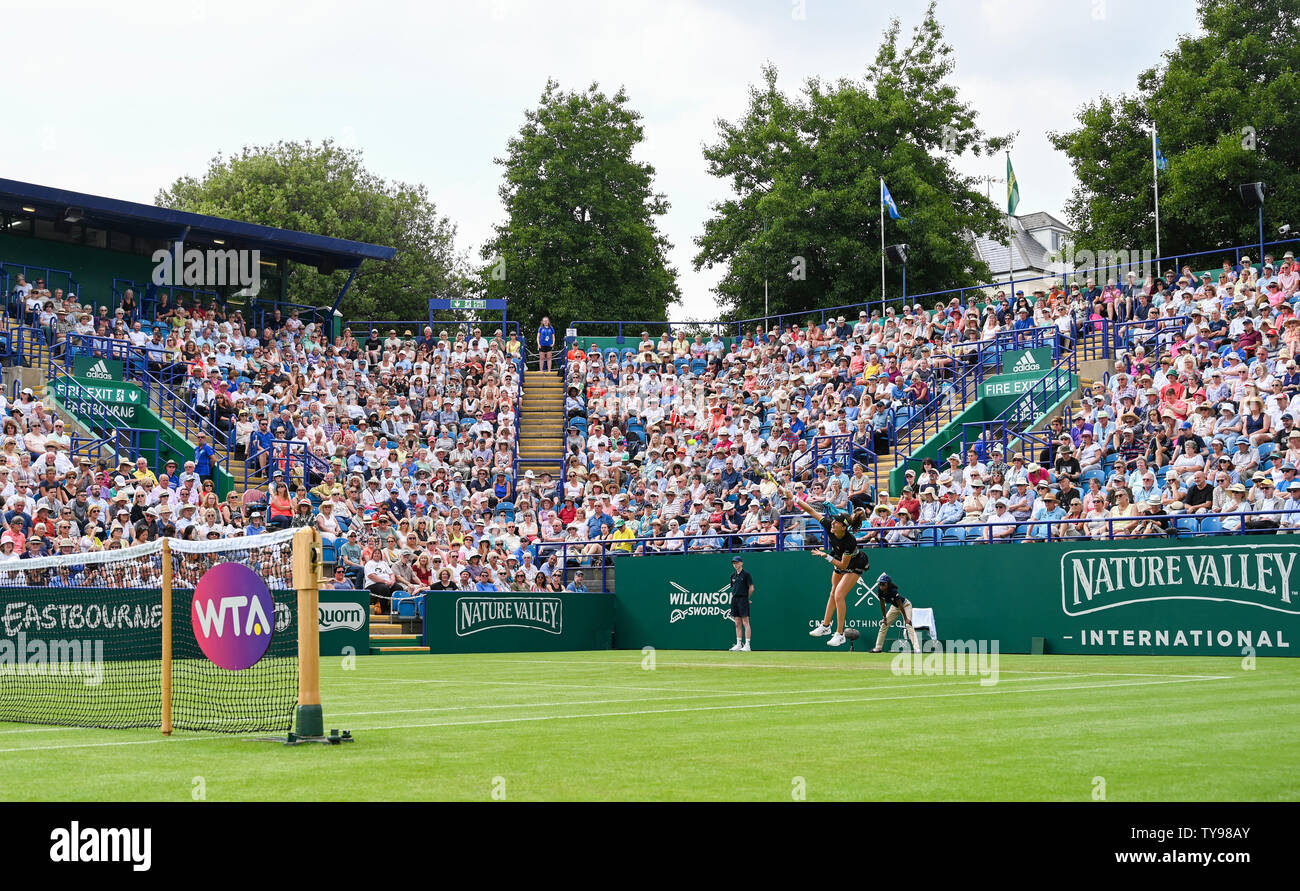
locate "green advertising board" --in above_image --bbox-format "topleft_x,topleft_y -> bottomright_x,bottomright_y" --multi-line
52,376 -> 143,426
318,588 -> 368,657
614,540 -> 1300,656
423,592 -> 614,653
0,584 -> 299,731
72,355 -> 124,381
999,347 -> 1053,376
980,372 -> 1046,400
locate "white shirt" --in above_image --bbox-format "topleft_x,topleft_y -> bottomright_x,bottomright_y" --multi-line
364,559 -> 394,586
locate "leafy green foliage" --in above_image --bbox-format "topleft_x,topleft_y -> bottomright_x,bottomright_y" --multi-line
157,140 -> 472,321
480,81 -> 680,332
1050,0 -> 1300,264
694,2 -> 1008,321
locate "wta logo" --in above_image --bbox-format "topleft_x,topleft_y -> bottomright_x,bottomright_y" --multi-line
191,563 -> 274,671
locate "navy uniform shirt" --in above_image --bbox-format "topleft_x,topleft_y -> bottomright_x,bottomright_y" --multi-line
730,569 -> 753,599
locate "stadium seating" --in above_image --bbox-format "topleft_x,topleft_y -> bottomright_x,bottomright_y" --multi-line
4,240 -> 1300,597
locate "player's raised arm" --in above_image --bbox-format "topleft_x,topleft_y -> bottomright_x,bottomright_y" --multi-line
784,487 -> 824,523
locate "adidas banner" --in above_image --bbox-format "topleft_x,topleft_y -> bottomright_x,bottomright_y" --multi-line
72,356 -> 124,381
1000,348 -> 1053,376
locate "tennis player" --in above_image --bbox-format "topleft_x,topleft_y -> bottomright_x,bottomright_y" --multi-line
786,487 -> 868,647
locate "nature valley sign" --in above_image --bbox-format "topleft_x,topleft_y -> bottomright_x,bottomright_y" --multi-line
425,592 -> 612,653
1061,545 -> 1300,617
615,544 -> 1300,655
454,596 -> 563,636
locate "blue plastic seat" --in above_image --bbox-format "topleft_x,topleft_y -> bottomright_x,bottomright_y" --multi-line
1172,516 -> 1200,537
1258,442 -> 1276,461
1080,468 -> 1106,487
941,529 -> 965,546
393,593 -> 423,620
1199,516 -> 1224,535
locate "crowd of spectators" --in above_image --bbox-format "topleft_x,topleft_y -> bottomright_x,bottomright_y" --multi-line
554,250 -> 1300,549
6,246 -> 1300,599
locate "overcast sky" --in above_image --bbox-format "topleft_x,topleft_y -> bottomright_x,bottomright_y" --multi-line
6,0 -> 1201,320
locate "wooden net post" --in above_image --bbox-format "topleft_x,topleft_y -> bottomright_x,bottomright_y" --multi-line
292,526 -> 323,737
161,538 -> 173,736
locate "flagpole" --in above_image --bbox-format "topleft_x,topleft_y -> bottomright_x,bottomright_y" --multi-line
1151,124 -> 1161,265
1008,214 -> 1015,299
1006,153 -> 1014,299
880,178 -> 886,307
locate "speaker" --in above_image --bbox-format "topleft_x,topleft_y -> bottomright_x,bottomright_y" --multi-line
1238,182 -> 1265,207
316,259 -> 336,275
885,243 -> 909,264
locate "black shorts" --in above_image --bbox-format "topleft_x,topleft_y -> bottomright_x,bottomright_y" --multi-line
834,553 -> 870,575
730,595 -> 751,618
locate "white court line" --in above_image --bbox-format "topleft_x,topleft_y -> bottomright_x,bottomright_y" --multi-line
325,676 -> 747,695
0,674 -> 1229,754
473,658 -> 1229,679
0,725 -> 111,736
0,674 -> 1093,732
328,674 -> 1094,718
343,676 -> 1233,733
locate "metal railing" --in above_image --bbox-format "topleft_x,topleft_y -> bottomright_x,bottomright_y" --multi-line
111,278 -> 222,325
9,325 -> 53,372
530,503 -> 1295,592
567,319 -> 733,344
242,299 -> 329,335
726,236 -> 1300,336
68,427 -> 160,473
1,261 -> 80,309
889,325 -> 1062,456
939,353 -> 1079,468
55,333 -> 228,448
245,439 -> 332,492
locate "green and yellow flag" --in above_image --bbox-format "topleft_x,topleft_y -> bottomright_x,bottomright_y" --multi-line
1006,155 -> 1020,215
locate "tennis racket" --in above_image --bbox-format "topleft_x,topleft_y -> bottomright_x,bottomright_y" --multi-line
746,455 -> 781,487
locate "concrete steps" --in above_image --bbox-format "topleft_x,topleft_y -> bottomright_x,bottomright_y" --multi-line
517,371 -> 566,478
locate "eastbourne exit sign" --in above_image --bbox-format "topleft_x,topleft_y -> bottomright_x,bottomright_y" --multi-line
430,298 -> 506,311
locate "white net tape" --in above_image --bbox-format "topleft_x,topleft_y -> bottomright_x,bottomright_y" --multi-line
0,528 -> 300,585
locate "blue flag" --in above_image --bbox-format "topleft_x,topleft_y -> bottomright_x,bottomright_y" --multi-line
1155,133 -> 1168,171
881,180 -> 900,220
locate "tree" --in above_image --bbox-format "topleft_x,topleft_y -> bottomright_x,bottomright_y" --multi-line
480,80 -> 680,333
694,2 -> 1009,322
1050,0 -> 1300,267
157,140 -> 472,321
